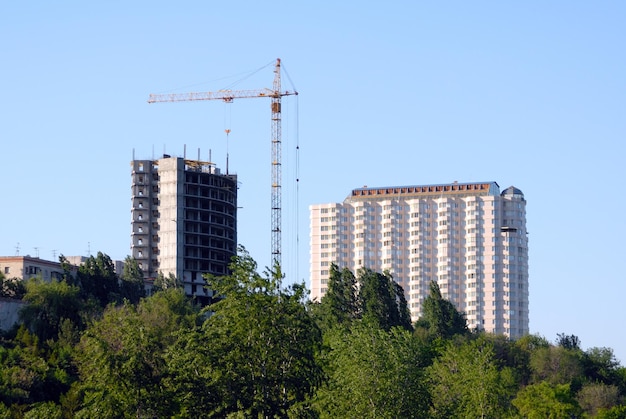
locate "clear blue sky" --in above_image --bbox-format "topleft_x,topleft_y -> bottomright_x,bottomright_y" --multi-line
1,2 -> 625,361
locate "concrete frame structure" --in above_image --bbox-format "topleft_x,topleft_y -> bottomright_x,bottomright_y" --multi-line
310,181 -> 529,338
131,156 -> 237,303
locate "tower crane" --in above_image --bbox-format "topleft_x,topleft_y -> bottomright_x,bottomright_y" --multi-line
148,58 -> 297,268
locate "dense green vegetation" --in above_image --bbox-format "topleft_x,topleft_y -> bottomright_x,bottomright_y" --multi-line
0,248 -> 625,418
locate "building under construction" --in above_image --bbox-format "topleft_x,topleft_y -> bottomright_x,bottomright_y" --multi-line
130,155 -> 237,303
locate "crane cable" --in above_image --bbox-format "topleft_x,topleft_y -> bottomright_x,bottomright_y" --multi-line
294,94 -> 300,284
281,62 -> 301,284
224,101 -> 232,174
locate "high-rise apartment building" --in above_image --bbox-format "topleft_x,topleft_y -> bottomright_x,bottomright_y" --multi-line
131,156 -> 237,303
310,181 -> 529,338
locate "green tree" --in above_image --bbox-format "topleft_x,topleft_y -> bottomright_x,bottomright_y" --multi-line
512,382 -> 581,418
357,268 -> 412,332
74,289 -> 198,418
119,256 -> 145,304
0,326 -> 69,408
58,255 -> 79,287
428,337 -> 515,418
557,333 -> 581,350
76,252 -> 119,307
163,327 -> 220,418
197,248 -> 323,417
530,345 -> 584,387
596,405 -> 626,419
0,272 -> 26,299
419,280 -> 468,340
314,324 -> 429,418
315,265 -> 411,333
583,346 -> 622,386
19,279 -> 83,342
152,271 -> 181,292
576,382 -> 621,417
23,401 -> 63,419
315,263 -> 358,331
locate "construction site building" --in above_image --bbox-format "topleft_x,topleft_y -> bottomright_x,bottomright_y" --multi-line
130,155 -> 237,303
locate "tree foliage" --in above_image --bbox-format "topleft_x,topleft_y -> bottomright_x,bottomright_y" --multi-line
2,248 -> 626,417
577,382 -> 622,417
315,263 -> 358,331
74,289 -> 197,418
195,248 -> 323,417
428,337 -> 516,418
530,345 -> 584,387
76,252 -> 120,307
357,268 -> 412,332
557,332 -> 581,350
119,256 -> 145,304
419,280 -> 468,340
19,279 -> 83,342
512,381 -> 581,418
0,275 -> 26,299
315,265 -> 412,333
314,324 -> 429,418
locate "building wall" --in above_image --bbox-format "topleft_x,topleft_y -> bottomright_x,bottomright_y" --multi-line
0,297 -> 26,331
309,182 -> 529,339
130,160 -> 159,278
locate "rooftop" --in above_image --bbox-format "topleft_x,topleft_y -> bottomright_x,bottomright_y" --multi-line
345,181 -> 500,202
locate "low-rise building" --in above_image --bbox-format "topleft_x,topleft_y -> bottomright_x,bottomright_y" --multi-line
0,256 -> 66,282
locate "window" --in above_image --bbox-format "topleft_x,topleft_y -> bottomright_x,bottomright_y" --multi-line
3,267 -> 8,274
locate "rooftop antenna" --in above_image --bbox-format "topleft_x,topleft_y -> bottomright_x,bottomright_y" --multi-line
51,249 -> 57,260
33,247 -> 39,258
15,242 -> 20,256
87,242 -> 91,257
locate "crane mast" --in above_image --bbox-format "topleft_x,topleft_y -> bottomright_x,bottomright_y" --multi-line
148,59 -> 297,268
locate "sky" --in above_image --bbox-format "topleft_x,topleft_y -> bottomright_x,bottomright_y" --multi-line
1,2 -> 625,361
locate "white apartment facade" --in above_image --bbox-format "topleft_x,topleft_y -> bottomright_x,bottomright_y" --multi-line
310,181 -> 529,338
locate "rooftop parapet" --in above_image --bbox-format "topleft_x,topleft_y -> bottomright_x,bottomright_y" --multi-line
345,181 -> 500,202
